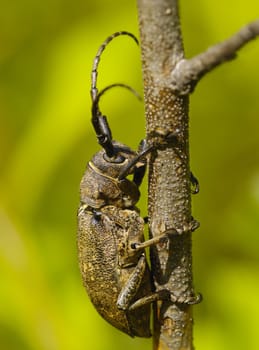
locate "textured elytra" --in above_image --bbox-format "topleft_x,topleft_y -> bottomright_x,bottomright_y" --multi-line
77,204 -> 151,337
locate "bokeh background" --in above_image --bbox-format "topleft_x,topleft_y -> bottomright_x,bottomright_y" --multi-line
1,1 -> 259,349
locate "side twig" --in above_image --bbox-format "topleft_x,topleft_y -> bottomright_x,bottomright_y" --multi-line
170,19 -> 259,94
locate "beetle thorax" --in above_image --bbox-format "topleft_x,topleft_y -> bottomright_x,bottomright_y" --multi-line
79,159 -> 140,209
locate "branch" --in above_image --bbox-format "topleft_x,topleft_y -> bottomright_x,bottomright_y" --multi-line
137,1 -> 259,350
170,19 -> 259,94
137,0 -> 196,349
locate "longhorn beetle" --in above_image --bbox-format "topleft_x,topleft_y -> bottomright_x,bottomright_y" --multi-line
77,31 -> 201,337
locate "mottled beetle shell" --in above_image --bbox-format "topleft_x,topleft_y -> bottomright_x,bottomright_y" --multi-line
77,143 -> 152,337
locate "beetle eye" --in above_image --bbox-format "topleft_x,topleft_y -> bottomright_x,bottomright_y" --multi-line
103,153 -> 126,164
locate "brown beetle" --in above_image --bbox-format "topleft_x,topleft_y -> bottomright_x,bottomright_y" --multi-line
77,31 -> 154,337
77,144 -> 152,337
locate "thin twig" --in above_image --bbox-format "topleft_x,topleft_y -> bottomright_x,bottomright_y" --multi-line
170,19 -> 259,94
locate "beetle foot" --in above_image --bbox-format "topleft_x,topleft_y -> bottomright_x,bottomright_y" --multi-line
175,218 -> 200,235
170,292 -> 203,305
190,172 -> 199,194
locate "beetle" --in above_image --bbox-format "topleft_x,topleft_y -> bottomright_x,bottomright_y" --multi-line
77,31 -> 201,338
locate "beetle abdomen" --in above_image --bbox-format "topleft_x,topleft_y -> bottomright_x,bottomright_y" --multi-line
77,205 -> 151,337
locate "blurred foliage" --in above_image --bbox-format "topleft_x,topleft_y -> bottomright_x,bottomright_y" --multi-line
0,0 -> 259,349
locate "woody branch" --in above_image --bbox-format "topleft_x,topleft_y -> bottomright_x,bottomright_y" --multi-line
137,0 -> 259,349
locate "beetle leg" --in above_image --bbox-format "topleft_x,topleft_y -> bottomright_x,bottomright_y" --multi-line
128,291 -> 202,311
117,254 -> 147,310
117,138 -> 154,183
128,290 -> 170,310
119,137 -> 199,194
130,231 -> 173,250
131,218 -> 200,251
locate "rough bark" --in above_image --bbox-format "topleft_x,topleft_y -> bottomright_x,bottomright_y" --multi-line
137,1 -> 259,349
137,1 -> 196,349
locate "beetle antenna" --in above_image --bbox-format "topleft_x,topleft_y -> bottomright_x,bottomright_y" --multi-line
90,31 -> 139,158
92,83 -> 141,159
91,31 -> 139,101
118,143 -> 154,181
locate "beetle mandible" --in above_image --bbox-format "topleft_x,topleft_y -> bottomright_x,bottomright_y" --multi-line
77,31 -> 201,338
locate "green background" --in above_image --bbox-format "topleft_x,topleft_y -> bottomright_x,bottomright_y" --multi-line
1,1 -> 259,349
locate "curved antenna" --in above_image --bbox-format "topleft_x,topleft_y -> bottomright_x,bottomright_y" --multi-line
91,31 -> 139,102
92,83 -> 142,158
90,31 -> 139,158
92,83 -> 141,119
